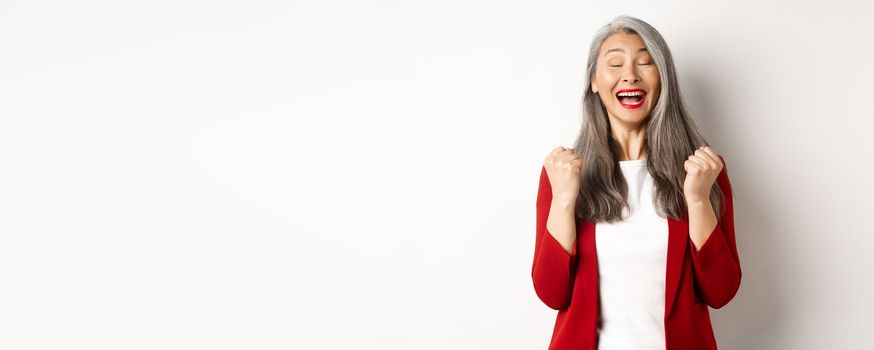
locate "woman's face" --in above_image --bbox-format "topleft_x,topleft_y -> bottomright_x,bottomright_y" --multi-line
591,32 -> 661,126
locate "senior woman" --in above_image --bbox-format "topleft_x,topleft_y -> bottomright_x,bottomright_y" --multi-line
531,15 -> 741,350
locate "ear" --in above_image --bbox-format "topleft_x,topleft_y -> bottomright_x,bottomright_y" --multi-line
591,79 -> 598,94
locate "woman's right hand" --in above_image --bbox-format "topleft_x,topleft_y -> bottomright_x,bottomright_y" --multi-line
543,146 -> 583,206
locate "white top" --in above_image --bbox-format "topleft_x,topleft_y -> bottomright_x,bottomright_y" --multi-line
595,159 -> 669,350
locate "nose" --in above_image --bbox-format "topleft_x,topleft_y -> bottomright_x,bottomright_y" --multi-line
621,66 -> 641,83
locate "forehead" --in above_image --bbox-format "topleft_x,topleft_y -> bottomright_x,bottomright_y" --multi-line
600,32 -> 648,56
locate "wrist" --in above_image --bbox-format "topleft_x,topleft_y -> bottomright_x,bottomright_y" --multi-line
685,196 -> 711,207
551,197 -> 576,211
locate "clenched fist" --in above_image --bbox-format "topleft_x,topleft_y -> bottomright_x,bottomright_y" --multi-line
543,146 -> 583,206
683,146 -> 723,203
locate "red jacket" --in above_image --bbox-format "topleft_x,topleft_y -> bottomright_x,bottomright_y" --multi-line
531,156 -> 741,350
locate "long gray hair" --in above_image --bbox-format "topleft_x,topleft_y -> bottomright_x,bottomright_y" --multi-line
572,15 -> 726,223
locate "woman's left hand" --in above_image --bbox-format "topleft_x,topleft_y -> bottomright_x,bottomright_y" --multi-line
683,146 -> 723,203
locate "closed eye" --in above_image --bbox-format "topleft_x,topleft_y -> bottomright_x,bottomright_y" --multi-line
610,63 -> 651,67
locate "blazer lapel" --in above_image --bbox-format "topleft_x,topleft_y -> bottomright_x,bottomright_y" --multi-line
664,217 -> 688,319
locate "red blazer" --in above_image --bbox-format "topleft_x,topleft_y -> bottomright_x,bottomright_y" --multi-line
531,156 -> 741,350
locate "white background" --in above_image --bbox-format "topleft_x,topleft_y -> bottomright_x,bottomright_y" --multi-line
1,1 -> 872,349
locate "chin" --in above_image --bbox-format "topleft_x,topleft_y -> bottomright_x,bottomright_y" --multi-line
611,108 -> 653,123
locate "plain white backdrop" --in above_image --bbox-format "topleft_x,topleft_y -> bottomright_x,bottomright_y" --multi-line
1,0 -> 872,349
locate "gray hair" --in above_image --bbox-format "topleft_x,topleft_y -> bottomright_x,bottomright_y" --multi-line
572,15 -> 726,223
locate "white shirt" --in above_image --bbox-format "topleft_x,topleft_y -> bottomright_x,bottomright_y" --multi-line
594,159 -> 669,350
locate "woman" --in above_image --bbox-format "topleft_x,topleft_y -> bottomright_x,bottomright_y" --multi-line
531,15 -> 741,350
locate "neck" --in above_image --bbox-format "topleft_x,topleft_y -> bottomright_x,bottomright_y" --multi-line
611,122 -> 647,161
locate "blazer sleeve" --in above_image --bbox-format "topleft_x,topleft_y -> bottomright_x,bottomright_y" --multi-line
531,165 -> 579,310
688,155 -> 742,309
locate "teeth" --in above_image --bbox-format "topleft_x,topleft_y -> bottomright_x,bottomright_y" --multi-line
617,91 -> 645,97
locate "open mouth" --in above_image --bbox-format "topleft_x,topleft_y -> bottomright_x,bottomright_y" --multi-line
615,89 -> 647,109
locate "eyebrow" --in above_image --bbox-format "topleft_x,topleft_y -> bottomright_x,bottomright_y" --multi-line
604,47 -> 648,56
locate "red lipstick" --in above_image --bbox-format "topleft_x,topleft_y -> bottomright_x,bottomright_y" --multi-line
615,88 -> 647,109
